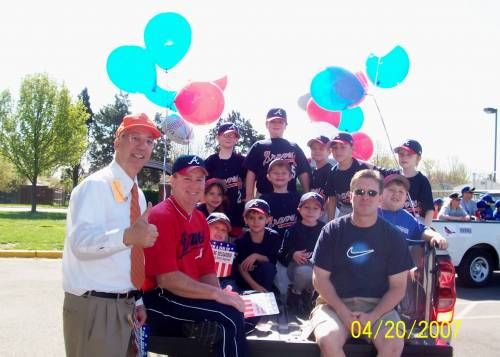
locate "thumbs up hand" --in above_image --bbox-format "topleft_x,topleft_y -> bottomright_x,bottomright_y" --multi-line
123,202 -> 158,248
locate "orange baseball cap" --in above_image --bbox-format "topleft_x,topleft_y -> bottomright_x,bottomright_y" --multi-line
115,113 -> 161,139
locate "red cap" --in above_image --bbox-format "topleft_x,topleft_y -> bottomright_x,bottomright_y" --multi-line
115,113 -> 161,139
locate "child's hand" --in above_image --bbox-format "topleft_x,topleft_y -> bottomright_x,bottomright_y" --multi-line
241,254 -> 258,271
293,250 -> 310,264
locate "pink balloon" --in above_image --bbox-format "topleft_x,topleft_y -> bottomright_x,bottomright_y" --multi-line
352,132 -> 374,161
306,98 -> 341,127
174,81 -> 225,125
355,71 -> 369,91
213,76 -> 227,91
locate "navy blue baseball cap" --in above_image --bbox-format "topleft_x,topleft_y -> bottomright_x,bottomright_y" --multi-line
449,192 -> 461,200
433,198 -> 444,205
172,155 -> 208,175
481,194 -> 495,204
299,192 -> 325,209
207,212 -> 232,231
461,186 -> 475,194
267,158 -> 292,173
266,108 -> 287,123
495,200 -> 500,208
330,132 -> 353,146
394,139 -> 423,156
244,198 -> 271,216
217,122 -> 240,137
477,200 -> 488,209
307,135 -> 331,147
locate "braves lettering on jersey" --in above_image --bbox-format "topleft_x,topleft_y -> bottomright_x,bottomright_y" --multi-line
260,192 -> 301,238
244,138 -> 311,194
324,159 -> 370,216
205,152 -> 246,227
311,215 -> 412,298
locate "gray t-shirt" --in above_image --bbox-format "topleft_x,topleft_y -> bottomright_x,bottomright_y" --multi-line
460,199 -> 477,216
439,205 -> 468,218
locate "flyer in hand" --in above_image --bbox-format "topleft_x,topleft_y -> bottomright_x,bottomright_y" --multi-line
242,292 -> 279,318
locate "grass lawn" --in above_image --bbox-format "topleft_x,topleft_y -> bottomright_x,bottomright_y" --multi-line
0,203 -> 67,208
0,211 -> 66,250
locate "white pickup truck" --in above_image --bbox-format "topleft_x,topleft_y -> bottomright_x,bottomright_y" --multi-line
433,220 -> 500,287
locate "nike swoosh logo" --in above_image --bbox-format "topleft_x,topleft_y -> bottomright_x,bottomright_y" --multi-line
346,246 -> 374,259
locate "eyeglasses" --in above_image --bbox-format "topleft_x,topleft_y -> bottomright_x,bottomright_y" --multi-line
353,189 -> 379,197
123,133 -> 155,147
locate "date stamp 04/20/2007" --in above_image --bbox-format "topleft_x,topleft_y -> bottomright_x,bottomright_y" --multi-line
350,320 -> 461,340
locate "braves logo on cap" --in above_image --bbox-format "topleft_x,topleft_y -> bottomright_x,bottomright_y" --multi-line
188,156 -> 200,165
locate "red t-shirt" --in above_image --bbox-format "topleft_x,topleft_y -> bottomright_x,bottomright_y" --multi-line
143,197 -> 215,291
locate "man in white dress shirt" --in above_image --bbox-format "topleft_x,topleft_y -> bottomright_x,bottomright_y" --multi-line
62,113 -> 160,357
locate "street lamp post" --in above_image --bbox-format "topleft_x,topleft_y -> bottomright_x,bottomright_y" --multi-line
484,107 -> 498,182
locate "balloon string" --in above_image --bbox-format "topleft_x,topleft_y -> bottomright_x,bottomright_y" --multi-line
163,108 -> 169,201
369,94 -> 398,167
370,93 -> 418,218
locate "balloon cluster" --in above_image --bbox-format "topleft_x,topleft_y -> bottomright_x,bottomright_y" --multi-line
305,45 -> 410,160
106,12 -> 225,139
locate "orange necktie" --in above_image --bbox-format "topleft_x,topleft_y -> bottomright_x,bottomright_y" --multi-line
130,183 -> 145,289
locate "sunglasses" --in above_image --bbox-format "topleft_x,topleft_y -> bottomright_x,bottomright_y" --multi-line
353,189 -> 379,197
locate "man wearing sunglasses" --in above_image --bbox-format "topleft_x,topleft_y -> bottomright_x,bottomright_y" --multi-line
311,169 -> 413,357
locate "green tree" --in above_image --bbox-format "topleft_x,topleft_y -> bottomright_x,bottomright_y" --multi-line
87,93 -> 130,172
204,110 -> 265,155
0,153 -> 23,192
0,73 -> 88,212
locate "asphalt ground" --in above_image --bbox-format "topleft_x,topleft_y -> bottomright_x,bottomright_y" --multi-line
0,258 -> 498,356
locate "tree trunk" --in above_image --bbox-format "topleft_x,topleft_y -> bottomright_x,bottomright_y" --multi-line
72,164 -> 80,189
30,177 -> 37,214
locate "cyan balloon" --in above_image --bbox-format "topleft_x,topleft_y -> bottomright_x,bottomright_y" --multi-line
310,67 -> 366,111
144,12 -> 192,70
365,45 -> 410,88
338,107 -> 364,132
106,46 -> 157,93
145,86 -> 177,111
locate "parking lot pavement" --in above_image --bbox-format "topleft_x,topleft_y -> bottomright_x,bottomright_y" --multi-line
0,258 -> 498,356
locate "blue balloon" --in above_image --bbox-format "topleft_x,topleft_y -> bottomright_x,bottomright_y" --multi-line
106,46 -> 157,93
144,12 -> 192,70
145,86 -> 177,111
338,107 -> 364,132
365,45 -> 410,88
310,67 -> 366,111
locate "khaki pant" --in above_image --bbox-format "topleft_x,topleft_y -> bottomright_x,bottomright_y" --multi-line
63,292 -> 135,357
311,296 -> 402,341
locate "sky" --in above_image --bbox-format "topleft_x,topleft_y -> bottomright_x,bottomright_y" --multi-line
1,0 -> 500,179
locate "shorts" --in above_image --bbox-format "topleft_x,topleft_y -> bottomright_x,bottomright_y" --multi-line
310,296 -> 402,341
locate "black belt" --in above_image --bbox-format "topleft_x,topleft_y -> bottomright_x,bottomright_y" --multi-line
83,290 -> 141,300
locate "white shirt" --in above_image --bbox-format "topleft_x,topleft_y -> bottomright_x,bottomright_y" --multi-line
62,160 -> 146,296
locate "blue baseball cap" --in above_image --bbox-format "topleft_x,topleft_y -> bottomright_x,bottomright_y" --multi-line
244,199 -> 271,216
266,108 -> 287,123
217,122 -> 240,137
330,132 -> 353,146
461,186 -> 475,194
172,155 -> 208,175
481,194 -> 495,204
299,192 -> 325,209
394,139 -> 423,156
307,135 -> 330,147
207,212 -> 232,231
433,198 -> 444,205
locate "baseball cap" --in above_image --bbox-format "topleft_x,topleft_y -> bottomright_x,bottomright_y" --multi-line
495,200 -> 500,209
172,155 -> 208,175
461,186 -> 475,194
481,194 -> 495,204
115,113 -> 161,139
299,192 -> 325,209
217,122 -> 240,137
244,199 -> 271,216
433,198 -> 444,205
330,132 -> 353,146
477,200 -> 488,209
307,135 -> 330,147
207,212 -> 232,231
449,192 -> 461,200
383,174 -> 410,191
394,139 -> 422,156
267,158 -> 292,173
266,108 -> 287,123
